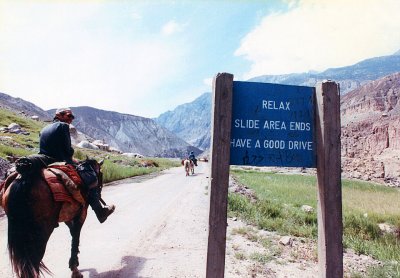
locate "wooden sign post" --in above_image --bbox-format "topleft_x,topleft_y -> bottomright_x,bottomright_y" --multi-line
206,73 -> 233,278
206,73 -> 342,278
315,81 -> 343,277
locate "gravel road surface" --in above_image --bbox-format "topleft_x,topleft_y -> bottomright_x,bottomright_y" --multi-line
0,162 -> 210,277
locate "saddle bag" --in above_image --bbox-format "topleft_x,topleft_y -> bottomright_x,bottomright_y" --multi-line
76,162 -> 98,189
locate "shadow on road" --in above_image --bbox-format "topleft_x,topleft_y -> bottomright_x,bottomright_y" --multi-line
80,255 -> 147,278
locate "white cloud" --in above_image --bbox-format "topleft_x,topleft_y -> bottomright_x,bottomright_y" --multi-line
236,0 -> 400,78
203,77 -> 213,87
161,20 -> 184,36
0,2 -> 187,118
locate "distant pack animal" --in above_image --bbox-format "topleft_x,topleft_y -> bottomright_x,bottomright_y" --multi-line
0,158 -> 104,278
183,159 -> 194,176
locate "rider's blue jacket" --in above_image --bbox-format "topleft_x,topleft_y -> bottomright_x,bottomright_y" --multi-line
39,120 -> 74,164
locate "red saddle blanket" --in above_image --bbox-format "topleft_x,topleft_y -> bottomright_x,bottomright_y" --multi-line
42,164 -> 85,205
1,164 -> 87,223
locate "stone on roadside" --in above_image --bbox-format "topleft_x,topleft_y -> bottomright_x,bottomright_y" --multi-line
279,236 -> 293,246
378,223 -> 395,235
301,205 -> 314,213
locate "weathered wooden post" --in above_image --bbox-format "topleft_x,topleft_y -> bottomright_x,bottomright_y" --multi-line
206,76 -> 342,278
206,73 -> 234,278
315,81 -> 343,278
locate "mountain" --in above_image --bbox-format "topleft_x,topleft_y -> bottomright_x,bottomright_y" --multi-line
155,93 -> 211,151
340,72 -> 400,185
0,92 -> 200,158
0,92 -> 52,120
341,72 -> 400,125
156,52 -> 400,153
49,106 -> 201,157
249,52 -> 400,94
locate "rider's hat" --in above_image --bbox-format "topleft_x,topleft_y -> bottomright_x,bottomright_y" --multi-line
54,107 -> 74,120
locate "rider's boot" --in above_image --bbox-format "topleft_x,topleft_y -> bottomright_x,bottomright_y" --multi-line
87,188 -> 115,223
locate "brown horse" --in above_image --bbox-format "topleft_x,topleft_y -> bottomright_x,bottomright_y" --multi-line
183,159 -> 194,176
1,158 -> 103,278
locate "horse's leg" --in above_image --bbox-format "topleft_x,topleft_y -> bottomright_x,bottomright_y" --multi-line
66,215 -> 84,278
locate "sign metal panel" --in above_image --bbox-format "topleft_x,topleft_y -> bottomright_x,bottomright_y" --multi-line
230,81 -> 316,167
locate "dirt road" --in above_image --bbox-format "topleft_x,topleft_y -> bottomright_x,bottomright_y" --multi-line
0,162 -> 210,278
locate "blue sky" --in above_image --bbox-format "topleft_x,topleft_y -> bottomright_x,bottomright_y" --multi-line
1,0 -> 400,118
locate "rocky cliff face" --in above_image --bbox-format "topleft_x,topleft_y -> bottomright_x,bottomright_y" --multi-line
341,73 -> 400,185
53,106 -> 201,157
155,93 -> 211,151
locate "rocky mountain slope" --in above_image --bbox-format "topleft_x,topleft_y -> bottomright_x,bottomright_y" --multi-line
47,106 -> 201,157
341,72 -> 400,185
249,51 -> 400,94
156,52 -> 400,152
0,93 -> 200,158
155,93 -> 211,151
154,71 -> 400,184
0,92 -> 51,120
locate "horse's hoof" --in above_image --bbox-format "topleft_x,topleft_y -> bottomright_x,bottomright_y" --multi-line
71,268 -> 83,278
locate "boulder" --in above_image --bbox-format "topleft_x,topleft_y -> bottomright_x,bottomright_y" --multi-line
92,140 -> 110,151
301,205 -> 314,213
8,123 -> 21,131
76,140 -> 99,150
378,223 -> 396,235
0,157 -> 12,182
122,152 -> 144,158
279,236 -> 293,246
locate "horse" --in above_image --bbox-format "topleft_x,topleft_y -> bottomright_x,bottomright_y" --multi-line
183,159 -> 194,176
0,158 -> 104,278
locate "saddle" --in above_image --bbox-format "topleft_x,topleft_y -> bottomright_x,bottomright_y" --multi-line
0,163 -> 88,223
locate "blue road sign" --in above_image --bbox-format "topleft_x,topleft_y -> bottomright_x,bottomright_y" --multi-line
230,81 -> 316,167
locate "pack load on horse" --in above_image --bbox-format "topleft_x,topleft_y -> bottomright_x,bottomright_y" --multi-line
0,157 -> 107,278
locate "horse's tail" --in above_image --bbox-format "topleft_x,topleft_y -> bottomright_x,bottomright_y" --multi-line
7,176 -> 51,278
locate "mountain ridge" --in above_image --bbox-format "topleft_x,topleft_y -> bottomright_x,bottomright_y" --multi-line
58,106 -> 201,157
0,92 -> 52,120
155,52 -> 400,151
155,93 -> 211,151
249,53 -> 400,94
0,93 -> 201,158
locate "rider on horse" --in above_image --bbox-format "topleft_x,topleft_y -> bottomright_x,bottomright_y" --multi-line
39,108 -> 115,223
189,151 -> 197,166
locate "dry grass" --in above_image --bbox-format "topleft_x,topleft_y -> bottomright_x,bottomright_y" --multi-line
343,187 -> 400,215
